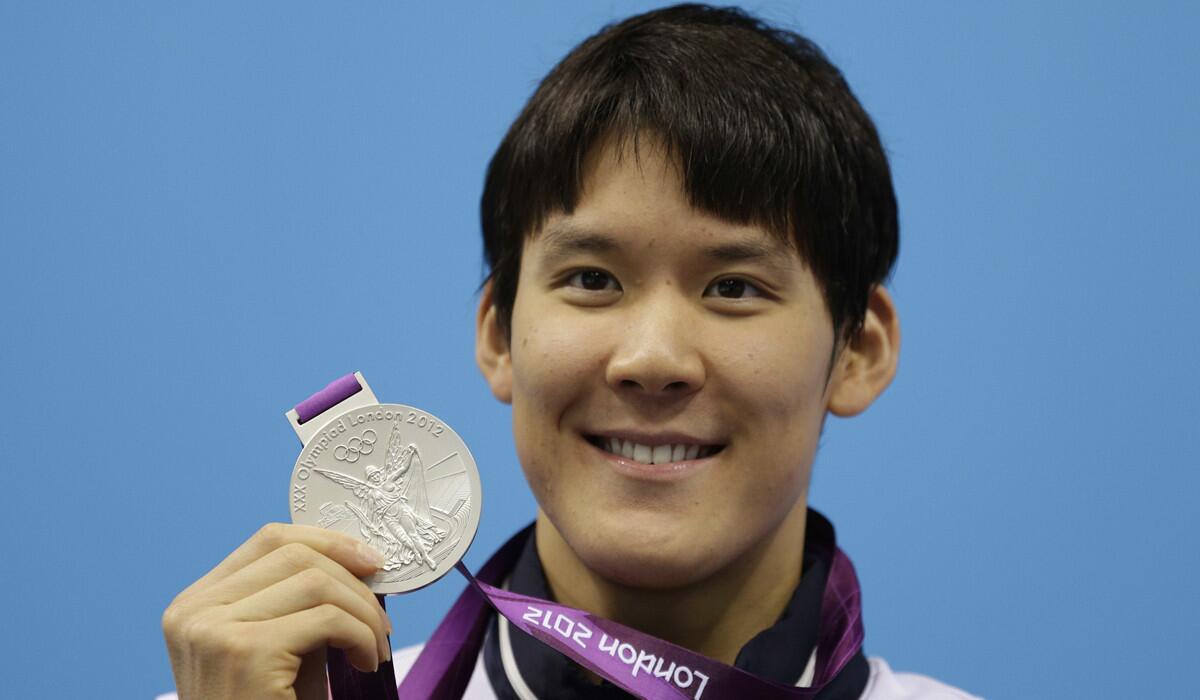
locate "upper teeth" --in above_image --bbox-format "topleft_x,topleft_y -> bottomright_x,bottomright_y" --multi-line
602,438 -> 714,464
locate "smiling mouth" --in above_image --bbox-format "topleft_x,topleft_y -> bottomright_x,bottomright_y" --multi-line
585,435 -> 725,465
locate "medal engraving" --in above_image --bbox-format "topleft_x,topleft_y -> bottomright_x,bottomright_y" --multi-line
290,403 -> 481,594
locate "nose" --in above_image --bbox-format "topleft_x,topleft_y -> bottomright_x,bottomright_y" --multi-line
605,290 -> 706,397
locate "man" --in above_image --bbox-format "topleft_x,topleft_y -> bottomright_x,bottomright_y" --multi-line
163,5 -> 979,698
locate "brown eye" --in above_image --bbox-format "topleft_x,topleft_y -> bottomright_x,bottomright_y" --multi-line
706,277 -> 762,299
568,269 -> 619,291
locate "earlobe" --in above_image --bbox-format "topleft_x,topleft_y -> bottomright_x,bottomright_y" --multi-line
476,281 -> 514,404
827,285 -> 900,417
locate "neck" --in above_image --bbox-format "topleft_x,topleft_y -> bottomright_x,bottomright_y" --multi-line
534,501 -> 809,665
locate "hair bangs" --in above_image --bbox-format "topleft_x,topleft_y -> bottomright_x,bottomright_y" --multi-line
481,4 -> 898,343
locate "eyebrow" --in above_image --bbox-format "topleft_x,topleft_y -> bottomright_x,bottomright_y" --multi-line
702,240 -> 796,271
537,221 -> 796,272
537,222 -> 619,267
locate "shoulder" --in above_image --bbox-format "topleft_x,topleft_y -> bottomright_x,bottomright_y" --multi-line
393,643 -> 496,699
862,657 -> 983,700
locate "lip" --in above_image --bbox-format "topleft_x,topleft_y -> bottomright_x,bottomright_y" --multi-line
582,432 -> 721,483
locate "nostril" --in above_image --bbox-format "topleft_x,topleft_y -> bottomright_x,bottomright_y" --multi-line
616,378 -> 694,393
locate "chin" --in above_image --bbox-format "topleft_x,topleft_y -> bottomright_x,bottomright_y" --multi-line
558,507 -> 737,590
588,546 -> 722,589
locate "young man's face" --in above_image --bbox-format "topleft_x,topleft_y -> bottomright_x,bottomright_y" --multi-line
480,137 -> 852,588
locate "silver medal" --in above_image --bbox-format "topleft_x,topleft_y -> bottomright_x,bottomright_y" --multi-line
288,395 -> 482,594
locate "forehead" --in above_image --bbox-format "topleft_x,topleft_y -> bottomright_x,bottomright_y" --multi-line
525,135 -> 801,269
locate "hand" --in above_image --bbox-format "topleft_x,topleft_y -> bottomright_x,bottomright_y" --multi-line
162,523 -> 392,700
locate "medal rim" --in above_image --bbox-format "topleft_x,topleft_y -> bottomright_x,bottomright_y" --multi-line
289,402 -> 482,595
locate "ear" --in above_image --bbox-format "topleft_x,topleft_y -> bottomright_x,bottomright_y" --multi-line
476,279 -> 513,404
827,285 -> 900,417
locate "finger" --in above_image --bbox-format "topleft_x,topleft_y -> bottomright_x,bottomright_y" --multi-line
259,603 -> 381,673
228,567 -> 391,662
191,523 -> 384,592
199,542 -> 389,634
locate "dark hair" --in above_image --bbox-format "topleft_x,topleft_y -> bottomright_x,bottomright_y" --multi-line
480,3 -> 898,345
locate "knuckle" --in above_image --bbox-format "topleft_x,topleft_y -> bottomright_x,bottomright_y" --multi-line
255,522 -> 289,549
163,594 -> 208,644
296,567 -> 332,596
182,609 -> 221,648
315,603 -> 343,626
161,602 -> 184,637
185,610 -> 254,659
277,541 -> 317,569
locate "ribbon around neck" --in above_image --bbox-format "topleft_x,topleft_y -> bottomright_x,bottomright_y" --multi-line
372,524 -> 865,700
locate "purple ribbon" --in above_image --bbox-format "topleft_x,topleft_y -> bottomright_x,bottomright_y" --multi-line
295,373 -> 362,424
396,525 -> 865,700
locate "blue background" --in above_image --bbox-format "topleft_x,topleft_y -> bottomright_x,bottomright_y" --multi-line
2,2 -> 1197,697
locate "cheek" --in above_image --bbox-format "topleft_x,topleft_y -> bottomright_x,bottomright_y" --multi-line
509,313 -> 601,399
713,330 -> 830,509
508,318 -> 605,497
719,340 -> 831,424
509,387 -> 557,494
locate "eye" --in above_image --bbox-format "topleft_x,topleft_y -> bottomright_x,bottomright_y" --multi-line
705,277 -> 763,299
566,269 -> 620,292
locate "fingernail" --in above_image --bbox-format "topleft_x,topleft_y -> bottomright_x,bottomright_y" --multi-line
355,542 -> 386,568
378,605 -> 393,634
379,631 -> 393,663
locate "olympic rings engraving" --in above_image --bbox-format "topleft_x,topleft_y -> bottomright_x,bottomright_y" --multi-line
333,429 -> 377,463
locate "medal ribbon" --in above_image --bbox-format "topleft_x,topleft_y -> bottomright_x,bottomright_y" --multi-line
397,525 -> 864,700
295,374 -> 400,700
298,374 -> 865,700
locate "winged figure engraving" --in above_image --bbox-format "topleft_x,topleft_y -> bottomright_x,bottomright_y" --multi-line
313,420 -> 447,571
